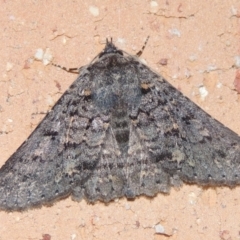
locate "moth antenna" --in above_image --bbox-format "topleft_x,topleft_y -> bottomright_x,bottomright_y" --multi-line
136,36 -> 150,57
52,62 -> 80,74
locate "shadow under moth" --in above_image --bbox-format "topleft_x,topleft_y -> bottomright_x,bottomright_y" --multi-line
0,38 -> 240,211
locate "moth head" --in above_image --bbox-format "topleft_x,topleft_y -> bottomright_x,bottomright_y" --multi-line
99,38 -> 124,58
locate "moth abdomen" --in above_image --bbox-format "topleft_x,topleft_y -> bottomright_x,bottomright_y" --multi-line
111,106 -> 130,153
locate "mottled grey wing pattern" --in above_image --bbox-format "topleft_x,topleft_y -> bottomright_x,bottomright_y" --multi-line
0,39 -> 240,211
134,63 -> 240,189
0,67 -> 107,210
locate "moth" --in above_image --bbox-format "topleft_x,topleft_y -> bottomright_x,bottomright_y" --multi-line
0,38 -> 240,211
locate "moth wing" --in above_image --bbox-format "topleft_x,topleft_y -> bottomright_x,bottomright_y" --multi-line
133,64 -> 240,196
0,69 -> 105,210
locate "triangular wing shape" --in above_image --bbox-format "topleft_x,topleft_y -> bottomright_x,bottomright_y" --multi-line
0,39 -> 239,211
